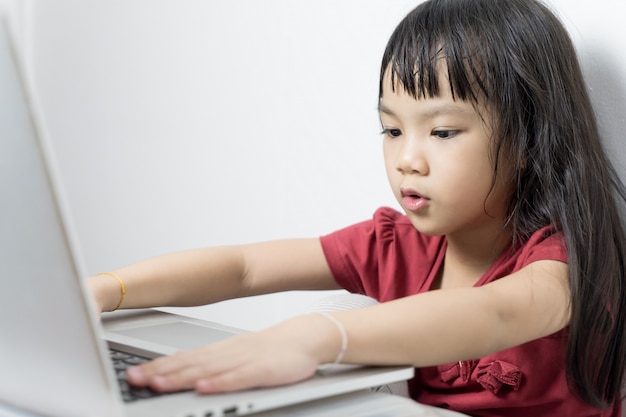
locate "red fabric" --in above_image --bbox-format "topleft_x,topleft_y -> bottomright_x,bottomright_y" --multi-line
319,207 -> 620,417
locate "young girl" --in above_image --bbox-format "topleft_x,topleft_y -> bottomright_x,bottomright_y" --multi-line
90,0 -> 626,415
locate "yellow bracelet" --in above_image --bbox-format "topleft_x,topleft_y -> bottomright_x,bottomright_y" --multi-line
98,272 -> 126,311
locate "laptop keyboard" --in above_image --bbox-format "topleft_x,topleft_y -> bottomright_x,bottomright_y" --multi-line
109,348 -> 164,402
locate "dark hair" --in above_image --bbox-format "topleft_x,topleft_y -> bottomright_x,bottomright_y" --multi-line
379,0 -> 626,409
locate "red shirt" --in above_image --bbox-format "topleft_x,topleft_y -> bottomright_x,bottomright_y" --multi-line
320,207 -> 620,417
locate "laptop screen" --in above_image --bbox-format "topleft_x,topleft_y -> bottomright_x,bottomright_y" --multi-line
0,17 -> 123,417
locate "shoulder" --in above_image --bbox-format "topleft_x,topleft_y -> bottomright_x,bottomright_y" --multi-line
516,226 -> 567,267
483,226 -> 567,285
320,206 -> 440,253
340,206 -> 414,231
319,207 -> 445,298
372,206 -> 420,241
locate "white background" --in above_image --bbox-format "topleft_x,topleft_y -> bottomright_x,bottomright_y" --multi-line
2,0 -> 625,330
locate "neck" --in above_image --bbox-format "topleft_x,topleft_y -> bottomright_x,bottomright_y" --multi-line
437,225 -> 512,290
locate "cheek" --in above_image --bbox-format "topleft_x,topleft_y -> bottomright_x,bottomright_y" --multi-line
439,159 -> 496,203
382,143 -> 399,179
451,168 -> 510,217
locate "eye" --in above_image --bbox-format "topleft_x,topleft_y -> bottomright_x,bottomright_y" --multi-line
381,128 -> 403,138
432,129 -> 458,140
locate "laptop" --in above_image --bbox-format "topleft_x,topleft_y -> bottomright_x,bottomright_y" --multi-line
0,16 -> 413,417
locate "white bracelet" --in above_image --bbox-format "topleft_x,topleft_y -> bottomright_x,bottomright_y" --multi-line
316,312 -> 348,368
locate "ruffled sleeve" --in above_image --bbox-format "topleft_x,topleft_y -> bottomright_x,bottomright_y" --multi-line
319,207 -> 445,301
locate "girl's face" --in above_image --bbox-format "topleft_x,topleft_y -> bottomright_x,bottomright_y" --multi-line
379,69 -> 513,241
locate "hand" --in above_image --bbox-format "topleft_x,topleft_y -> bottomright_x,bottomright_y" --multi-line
126,315 -> 339,394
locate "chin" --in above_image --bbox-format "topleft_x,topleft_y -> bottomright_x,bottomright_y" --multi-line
404,214 -> 446,237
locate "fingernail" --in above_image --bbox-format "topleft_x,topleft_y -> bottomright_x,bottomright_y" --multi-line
127,366 -> 146,384
195,379 -> 215,394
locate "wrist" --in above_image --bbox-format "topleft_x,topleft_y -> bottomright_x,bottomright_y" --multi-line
275,313 -> 348,367
314,312 -> 347,368
89,273 -> 126,312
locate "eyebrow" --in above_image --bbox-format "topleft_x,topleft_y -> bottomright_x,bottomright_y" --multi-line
378,101 -> 475,120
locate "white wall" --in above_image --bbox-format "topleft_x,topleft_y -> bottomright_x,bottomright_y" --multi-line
21,0 -> 626,330
0,0 -> 28,49
553,2 -> 626,182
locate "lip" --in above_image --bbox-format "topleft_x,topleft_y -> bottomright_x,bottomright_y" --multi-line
400,187 -> 430,212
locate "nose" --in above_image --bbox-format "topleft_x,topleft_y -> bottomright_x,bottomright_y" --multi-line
395,136 -> 428,175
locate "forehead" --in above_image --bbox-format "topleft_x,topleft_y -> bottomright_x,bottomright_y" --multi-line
379,67 -> 484,120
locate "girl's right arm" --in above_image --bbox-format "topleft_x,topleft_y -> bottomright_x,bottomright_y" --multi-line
89,238 -> 340,313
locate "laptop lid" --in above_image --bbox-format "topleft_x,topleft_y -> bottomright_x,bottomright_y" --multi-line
0,16 -> 413,417
0,15 -> 125,417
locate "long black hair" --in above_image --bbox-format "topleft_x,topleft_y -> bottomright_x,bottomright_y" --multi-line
379,0 -> 626,408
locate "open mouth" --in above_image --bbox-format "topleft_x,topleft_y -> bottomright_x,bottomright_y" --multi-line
401,188 -> 429,211
401,188 -> 427,200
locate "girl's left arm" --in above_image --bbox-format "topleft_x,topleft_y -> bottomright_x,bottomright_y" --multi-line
126,259 -> 569,393
336,259 -> 570,366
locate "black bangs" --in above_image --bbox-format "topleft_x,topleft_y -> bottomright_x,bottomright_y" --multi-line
379,0 -> 490,104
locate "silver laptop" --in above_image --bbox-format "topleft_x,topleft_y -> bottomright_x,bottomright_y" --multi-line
0,16 -> 413,417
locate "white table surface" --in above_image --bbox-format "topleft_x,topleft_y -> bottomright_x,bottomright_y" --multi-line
0,390 -> 469,417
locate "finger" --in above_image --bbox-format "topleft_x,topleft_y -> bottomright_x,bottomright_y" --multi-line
127,343 -> 248,392
148,355 -> 238,392
128,361 -> 208,393
126,365 -> 149,386
126,350 -> 208,389
194,358 -> 318,394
